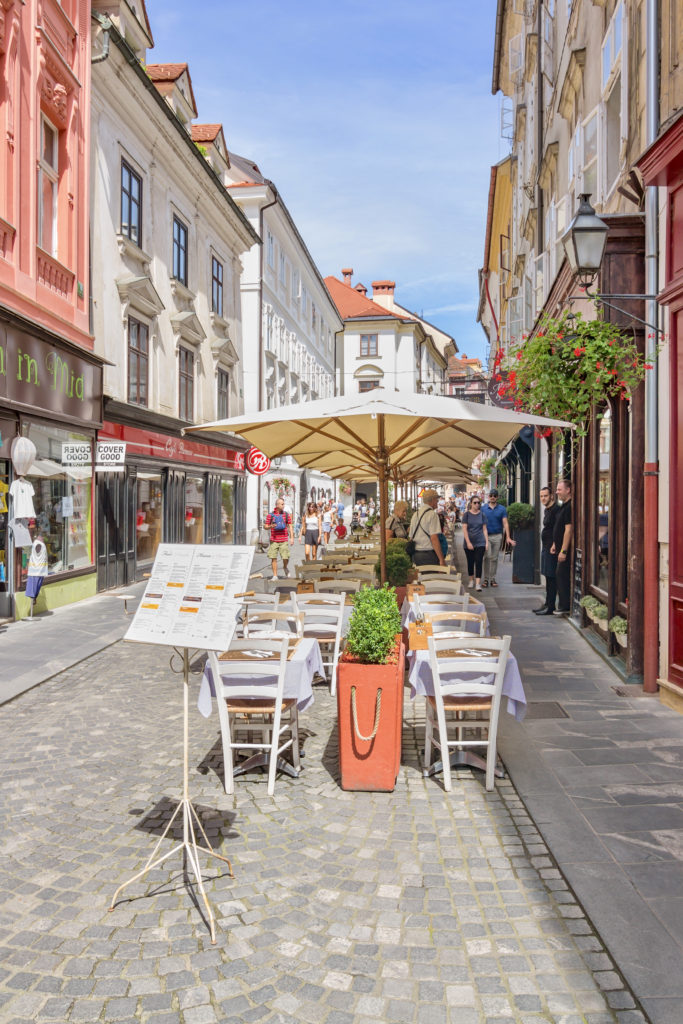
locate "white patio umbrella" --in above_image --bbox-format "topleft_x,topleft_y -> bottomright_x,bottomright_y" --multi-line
185,391 -> 571,581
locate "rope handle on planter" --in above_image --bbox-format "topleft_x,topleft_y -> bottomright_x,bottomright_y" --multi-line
350,686 -> 382,742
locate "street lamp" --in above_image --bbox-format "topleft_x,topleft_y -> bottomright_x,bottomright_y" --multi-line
562,194 -> 609,287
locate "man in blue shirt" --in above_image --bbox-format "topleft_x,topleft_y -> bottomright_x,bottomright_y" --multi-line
481,489 -> 515,587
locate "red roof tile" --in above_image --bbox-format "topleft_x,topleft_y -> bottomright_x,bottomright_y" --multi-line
146,62 -> 188,81
324,276 -> 400,321
191,124 -> 223,143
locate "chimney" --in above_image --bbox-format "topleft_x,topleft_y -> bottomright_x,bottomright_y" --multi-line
341,268 -> 353,285
372,280 -> 395,298
355,282 -> 367,296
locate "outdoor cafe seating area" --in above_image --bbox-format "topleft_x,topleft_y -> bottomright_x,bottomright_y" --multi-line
198,532 -> 525,797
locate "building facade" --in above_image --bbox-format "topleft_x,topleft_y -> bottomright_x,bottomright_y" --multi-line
486,0 -> 651,680
89,2 -> 257,589
0,0 -> 105,619
224,155 -> 342,531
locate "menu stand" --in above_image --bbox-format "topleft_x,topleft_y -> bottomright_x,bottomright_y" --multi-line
109,647 -> 232,943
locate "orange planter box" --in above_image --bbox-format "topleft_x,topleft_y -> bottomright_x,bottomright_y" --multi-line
337,638 -> 405,791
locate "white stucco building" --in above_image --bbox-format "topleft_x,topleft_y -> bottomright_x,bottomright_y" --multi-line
224,155 -> 343,532
324,271 -> 456,397
90,1 -> 257,587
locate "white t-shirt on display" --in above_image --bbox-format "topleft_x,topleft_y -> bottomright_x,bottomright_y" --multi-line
9,478 -> 35,519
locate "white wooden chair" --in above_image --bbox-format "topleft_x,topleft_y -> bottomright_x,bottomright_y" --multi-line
336,565 -> 375,583
207,638 -> 299,797
292,593 -> 345,696
243,608 -> 304,640
427,610 -> 487,637
315,579 -> 361,594
421,578 -> 463,596
417,564 -> 458,577
425,634 -> 511,791
415,593 -> 472,617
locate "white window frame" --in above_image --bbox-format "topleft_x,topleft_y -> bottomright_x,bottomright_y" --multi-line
266,230 -> 275,269
38,114 -> 59,257
279,250 -> 286,286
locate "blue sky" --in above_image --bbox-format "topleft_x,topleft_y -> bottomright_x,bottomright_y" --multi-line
145,0 -> 502,361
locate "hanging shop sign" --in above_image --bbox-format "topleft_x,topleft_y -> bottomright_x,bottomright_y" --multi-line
62,441 -> 92,466
245,446 -> 271,475
95,441 -> 126,468
0,325 -> 103,425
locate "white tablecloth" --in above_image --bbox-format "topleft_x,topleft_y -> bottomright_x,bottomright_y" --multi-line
407,647 -> 527,722
198,638 -> 324,717
401,597 -> 488,635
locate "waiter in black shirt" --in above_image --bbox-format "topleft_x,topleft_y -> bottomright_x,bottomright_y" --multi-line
551,478 -> 573,615
533,486 -> 560,615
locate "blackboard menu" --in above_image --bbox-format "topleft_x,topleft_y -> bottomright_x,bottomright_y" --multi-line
572,547 -> 583,618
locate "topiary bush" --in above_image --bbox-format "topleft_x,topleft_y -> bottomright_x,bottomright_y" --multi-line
375,540 -> 412,587
345,585 -> 402,664
506,502 -> 535,531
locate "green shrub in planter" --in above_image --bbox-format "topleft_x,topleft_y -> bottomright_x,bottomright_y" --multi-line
580,595 -> 600,612
507,502 -> 535,531
609,615 -> 628,636
375,542 -> 412,587
345,586 -> 402,664
594,602 -> 609,621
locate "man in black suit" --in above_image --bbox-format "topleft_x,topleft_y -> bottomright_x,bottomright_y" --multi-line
552,478 -> 573,616
533,486 -> 559,615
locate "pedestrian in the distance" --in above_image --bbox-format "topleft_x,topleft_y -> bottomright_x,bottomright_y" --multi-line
300,501 -> 322,562
481,489 -> 514,587
462,495 -> 489,591
385,499 -> 409,542
321,503 -> 335,551
408,488 -> 446,568
533,486 -> 559,615
265,496 -> 294,580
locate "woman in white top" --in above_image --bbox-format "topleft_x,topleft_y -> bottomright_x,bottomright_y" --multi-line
299,502 -> 322,561
321,504 -> 335,550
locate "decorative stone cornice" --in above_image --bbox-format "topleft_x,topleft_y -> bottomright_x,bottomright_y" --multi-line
0,0 -> 18,56
117,233 -> 152,270
558,48 -> 586,122
522,207 -> 537,244
36,26 -> 80,130
36,247 -> 75,300
116,273 -> 165,318
170,309 -> 206,347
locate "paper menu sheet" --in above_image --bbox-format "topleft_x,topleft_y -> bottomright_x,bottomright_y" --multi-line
125,544 -> 254,651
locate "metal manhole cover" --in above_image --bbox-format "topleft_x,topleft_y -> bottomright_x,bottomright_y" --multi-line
524,701 -> 569,719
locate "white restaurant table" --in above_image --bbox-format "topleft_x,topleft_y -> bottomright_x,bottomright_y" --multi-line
198,638 -> 324,717
401,597 -> 489,635
407,645 -> 527,722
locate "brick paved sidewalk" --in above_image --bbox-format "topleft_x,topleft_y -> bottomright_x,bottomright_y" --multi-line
0,637 -> 645,1024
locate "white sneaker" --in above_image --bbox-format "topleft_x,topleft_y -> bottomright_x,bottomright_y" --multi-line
468,580 -> 474,589
270,575 -> 279,581
284,569 -> 292,578
476,583 -> 482,592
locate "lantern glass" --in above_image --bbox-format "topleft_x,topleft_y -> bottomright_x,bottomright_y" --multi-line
562,194 -> 608,284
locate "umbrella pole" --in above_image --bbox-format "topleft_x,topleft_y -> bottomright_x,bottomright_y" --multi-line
378,420 -> 388,586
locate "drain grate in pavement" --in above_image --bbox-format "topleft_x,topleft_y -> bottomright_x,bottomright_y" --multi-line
525,701 -> 570,719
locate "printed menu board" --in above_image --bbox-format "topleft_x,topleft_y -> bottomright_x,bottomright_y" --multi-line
125,544 -> 254,651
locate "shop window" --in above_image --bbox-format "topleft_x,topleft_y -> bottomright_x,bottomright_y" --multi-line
217,368 -> 230,419
121,160 -> 142,247
21,422 -> 94,580
127,316 -> 149,407
136,472 -> 162,567
360,334 -> 378,357
184,475 -> 204,543
38,116 -> 59,257
179,347 -> 194,420
172,215 -> 188,285
221,479 -> 234,543
211,255 -> 223,317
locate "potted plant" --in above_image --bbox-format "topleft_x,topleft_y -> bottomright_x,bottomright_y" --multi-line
375,539 -> 414,608
580,595 -> 600,622
337,586 -> 405,792
609,615 -> 628,648
507,502 -> 536,584
594,602 -> 609,632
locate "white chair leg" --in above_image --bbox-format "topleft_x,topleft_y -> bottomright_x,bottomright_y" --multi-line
435,703 -> 452,792
267,706 -> 283,796
291,709 -> 300,770
223,711 -> 235,795
424,707 -> 434,770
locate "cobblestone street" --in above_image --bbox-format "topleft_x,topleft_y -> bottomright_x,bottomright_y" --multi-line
0,639 -> 646,1024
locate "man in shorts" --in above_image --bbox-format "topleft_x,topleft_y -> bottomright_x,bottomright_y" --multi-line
265,497 -> 294,580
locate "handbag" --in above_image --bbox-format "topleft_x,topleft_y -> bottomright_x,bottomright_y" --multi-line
405,509 -> 429,559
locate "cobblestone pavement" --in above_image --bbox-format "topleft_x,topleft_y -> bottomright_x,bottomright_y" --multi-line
0,640 -> 648,1024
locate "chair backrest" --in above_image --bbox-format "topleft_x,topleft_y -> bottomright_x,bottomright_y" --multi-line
422,579 -> 463,595
292,592 -> 345,634
242,592 -> 279,609
207,637 -> 289,700
415,593 -> 471,616
315,579 -> 361,593
336,565 -> 374,579
244,608 -> 304,638
417,565 -> 457,577
426,634 -> 511,701
427,610 -> 487,636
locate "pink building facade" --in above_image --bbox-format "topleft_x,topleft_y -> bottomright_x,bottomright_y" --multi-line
0,0 -> 103,619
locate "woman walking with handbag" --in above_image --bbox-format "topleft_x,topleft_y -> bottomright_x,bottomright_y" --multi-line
300,502 -> 322,561
461,495 -> 489,591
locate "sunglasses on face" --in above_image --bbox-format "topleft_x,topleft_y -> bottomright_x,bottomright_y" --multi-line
472,500 -> 480,505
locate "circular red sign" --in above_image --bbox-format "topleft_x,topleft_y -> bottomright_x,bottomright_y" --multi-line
245,446 -> 271,475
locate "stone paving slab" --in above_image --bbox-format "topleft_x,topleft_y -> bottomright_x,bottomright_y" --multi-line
0,638 -> 645,1023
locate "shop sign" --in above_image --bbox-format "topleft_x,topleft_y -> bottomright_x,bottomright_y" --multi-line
0,325 -> 103,424
62,441 -> 91,466
95,441 -> 126,468
245,446 -> 271,475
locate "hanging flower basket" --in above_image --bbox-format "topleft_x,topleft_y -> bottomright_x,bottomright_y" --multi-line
498,310 -> 658,438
